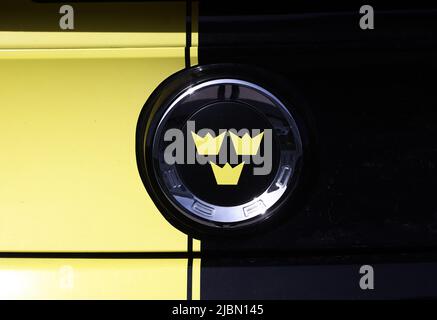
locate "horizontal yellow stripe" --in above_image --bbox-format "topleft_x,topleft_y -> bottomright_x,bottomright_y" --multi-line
0,32 -> 185,49
0,259 -> 187,299
0,47 -> 184,59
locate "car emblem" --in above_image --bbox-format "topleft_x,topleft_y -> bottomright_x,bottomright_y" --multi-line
137,66 -> 305,235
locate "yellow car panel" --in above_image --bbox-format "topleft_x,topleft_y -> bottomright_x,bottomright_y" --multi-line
0,48 -> 188,252
0,31 -> 185,49
0,258 -> 187,299
0,0 -> 201,300
0,1 -> 194,252
192,258 -> 201,300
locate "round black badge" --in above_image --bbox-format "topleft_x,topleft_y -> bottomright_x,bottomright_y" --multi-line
137,65 -> 306,235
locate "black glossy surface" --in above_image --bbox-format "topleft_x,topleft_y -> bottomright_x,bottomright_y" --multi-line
177,101 -> 279,207
201,257 -> 437,299
198,4 -> 437,251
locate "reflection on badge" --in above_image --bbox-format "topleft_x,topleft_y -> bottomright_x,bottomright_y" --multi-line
137,66 -> 305,235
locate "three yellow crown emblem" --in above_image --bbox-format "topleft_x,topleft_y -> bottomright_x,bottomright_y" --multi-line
192,130 -> 265,185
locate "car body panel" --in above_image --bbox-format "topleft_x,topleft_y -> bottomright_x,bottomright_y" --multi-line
0,258 -> 189,299
1,0 -> 437,300
0,1 -> 195,253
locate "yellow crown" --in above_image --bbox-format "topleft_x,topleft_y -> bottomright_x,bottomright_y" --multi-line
191,131 -> 226,155
209,162 -> 245,185
229,131 -> 264,155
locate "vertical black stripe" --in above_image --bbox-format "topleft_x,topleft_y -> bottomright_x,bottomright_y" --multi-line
185,0 -> 192,68
185,0 -> 194,301
187,236 -> 193,300
185,0 -> 193,300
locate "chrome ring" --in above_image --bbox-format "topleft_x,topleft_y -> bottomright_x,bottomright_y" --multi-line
152,79 -> 303,226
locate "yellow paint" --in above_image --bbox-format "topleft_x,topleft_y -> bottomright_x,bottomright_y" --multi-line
190,47 -> 199,67
0,48 -> 188,252
0,47 -> 184,60
0,0 -> 203,300
192,258 -> 201,300
193,239 -> 201,252
0,32 -> 185,49
0,0 -> 192,253
0,259 -> 187,299
190,1 -> 199,67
